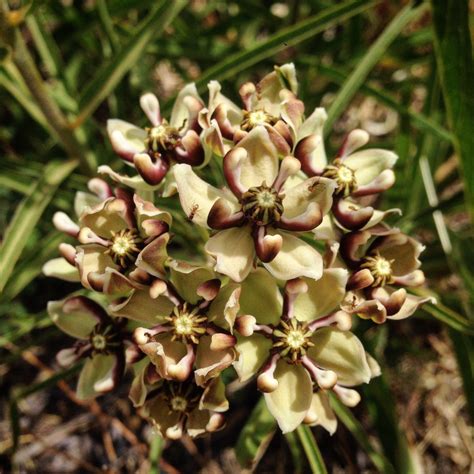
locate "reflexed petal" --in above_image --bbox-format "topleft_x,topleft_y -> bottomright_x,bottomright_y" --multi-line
239,268 -> 282,325
207,80 -> 242,125
144,394 -> 180,435
42,257 -> 80,282
294,269 -> 348,322
47,297 -> 101,339
170,83 -> 202,128
134,194 -> 172,228
282,176 -> 335,219
387,294 -> 436,321
108,289 -> 174,324
195,335 -> 235,386
376,233 -> 423,276
98,165 -> 162,191
207,283 -> 241,330
129,359 -> 150,407
80,198 -> 131,238
237,126 -> 279,189
201,377 -> 229,412
187,409 -> 211,438
107,119 -> 146,157
205,227 -> 256,282
135,233 -> 169,278
234,334 -> 271,382
309,328 -> 371,386
74,191 -> 102,218
344,149 -> 398,186
263,231 -> 323,281
169,260 -> 216,304
306,391 -> 337,435
264,360 -> 313,433
173,164 -> 237,228
77,354 -> 123,399
360,208 -> 401,230
76,245 -> 117,289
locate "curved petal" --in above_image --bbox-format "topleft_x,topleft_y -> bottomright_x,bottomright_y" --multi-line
169,260 -> 216,304
309,328 -> 371,386
195,335 -> 235,386
263,231 -> 323,281
294,269 -> 349,322
187,409 -> 211,438
129,359 -> 150,407
207,80 -> 242,125
201,376 -> 229,412
77,353 -> 123,399
75,245 -> 117,289
306,391 -> 337,435
80,198 -> 131,238
264,360 -> 313,433
135,233 -> 169,278
207,283 -> 241,331
42,257 -> 80,282
239,268 -> 282,325
170,83 -> 202,128
107,119 -> 146,158
344,149 -> 398,186
205,227 -> 256,282
234,334 -> 271,382
236,126 -> 279,189
173,164 -> 237,228
282,176 -> 335,219
387,293 -> 436,321
376,233 -> 423,276
47,297 -> 101,339
98,165 -> 162,192
144,393 -> 181,436
108,289 -> 174,324
74,191 -> 102,218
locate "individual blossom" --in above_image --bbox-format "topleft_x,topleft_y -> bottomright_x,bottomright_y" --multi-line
44,178 -> 171,294
234,268 -> 379,433
174,126 -> 336,282
47,296 -> 131,399
294,111 -> 398,230
109,261 -> 238,386
107,85 -> 205,186
340,227 -> 436,323
199,63 -> 301,157
141,376 -> 228,439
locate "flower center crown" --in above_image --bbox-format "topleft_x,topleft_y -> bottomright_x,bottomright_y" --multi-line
240,109 -> 278,131
89,322 -> 122,354
166,303 -> 207,344
272,318 -> 314,362
145,121 -> 181,154
361,254 -> 394,287
322,159 -> 357,196
107,229 -> 142,268
163,381 -> 202,415
241,184 -> 284,226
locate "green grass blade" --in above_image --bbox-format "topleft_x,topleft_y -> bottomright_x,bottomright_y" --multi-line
148,434 -> 164,474
194,0 -> 378,91
330,395 -> 396,474
76,0 -> 187,126
325,3 -> 428,134
0,160 -> 77,293
296,425 -> 328,474
235,396 -> 277,470
431,0 -> 474,219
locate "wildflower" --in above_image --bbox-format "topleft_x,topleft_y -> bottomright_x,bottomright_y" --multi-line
107,85 -> 205,186
234,269 -> 378,433
47,296 -> 130,399
174,126 -> 335,282
109,261 -> 238,385
341,228 -> 436,322
44,178 -> 171,294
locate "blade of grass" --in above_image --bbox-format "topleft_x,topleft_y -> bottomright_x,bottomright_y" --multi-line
75,0 -> 187,127
417,300 -> 474,336
193,0 -> 379,91
296,425 -> 328,474
0,159 -> 77,293
431,0 -> 474,220
148,435 -> 164,474
330,394 -> 396,474
235,396 -> 277,470
324,3 -> 428,134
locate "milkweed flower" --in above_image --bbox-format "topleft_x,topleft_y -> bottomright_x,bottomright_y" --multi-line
174,126 -> 335,282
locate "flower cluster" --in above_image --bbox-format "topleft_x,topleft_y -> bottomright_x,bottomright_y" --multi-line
44,64 -> 434,438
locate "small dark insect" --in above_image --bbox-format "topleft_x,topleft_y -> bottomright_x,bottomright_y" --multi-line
189,203 -> 199,221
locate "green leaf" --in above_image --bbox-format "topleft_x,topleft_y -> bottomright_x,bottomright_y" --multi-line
431,0 -> 474,219
0,160 -> 77,293
296,425 -> 328,474
325,3 -> 428,134
75,0 -> 187,126
330,394 -> 396,474
235,396 -> 277,469
194,0 -> 379,91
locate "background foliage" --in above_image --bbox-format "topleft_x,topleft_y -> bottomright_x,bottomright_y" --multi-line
0,0 -> 473,472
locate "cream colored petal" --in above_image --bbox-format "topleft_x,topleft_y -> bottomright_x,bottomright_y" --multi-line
129,359 -> 150,407
205,227 -> 256,282
98,165 -> 162,192
207,283 -> 241,330
239,268 -> 282,325
134,194 -> 172,228
263,231 -> 322,281
107,119 -> 146,153
42,257 -> 80,282
173,164 -> 236,228
142,334 -> 187,379
207,80 -> 242,125
282,176 -> 335,219
307,391 -> 337,435
237,126 -> 279,189
75,245 -> 117,289
169,260 -> 216,304
344,149 -> 398,186
264,360 -> 313,433
294,268 -> 348,322
170,83 -> 202,128
309,328 -> 371,386
388,294 -> 436,320
74,191 -> 102,218
233,334 -> 272,382
76,354 -> 118,400
194,336 -> 235,386
312,215 -> 338,241
201,377 -> 229,412
144,393 -> 180,435
377,234 -> 423,276
108,289 -> 174,324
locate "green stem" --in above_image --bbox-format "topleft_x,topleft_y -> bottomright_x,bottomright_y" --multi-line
296,425 -> 328,474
